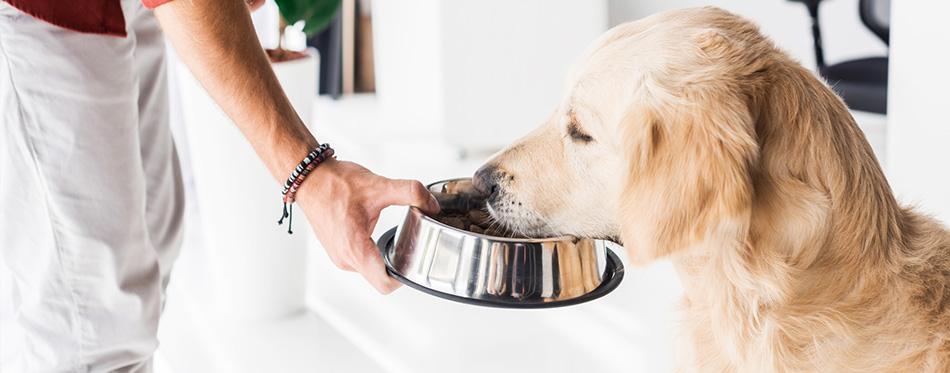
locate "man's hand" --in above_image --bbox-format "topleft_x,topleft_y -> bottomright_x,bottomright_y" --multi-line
295,159 -> 441,294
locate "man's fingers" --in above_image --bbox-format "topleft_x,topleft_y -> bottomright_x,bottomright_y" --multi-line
324,246 -> 356,272
353,236 -> 402,294
378,179 -> 440,215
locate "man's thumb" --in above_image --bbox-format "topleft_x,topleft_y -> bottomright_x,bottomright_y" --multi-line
383,179 -> 440,215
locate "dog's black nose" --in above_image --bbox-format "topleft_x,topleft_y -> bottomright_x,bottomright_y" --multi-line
473,165 -> 500,197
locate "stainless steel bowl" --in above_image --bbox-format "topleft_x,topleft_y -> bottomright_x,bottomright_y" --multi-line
377,178 -> 624,308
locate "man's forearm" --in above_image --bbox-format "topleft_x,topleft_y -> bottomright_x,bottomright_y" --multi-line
152,0 -> 438,294
154,0 -> 318,182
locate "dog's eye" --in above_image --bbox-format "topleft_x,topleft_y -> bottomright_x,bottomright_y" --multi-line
567,123 -> 594,143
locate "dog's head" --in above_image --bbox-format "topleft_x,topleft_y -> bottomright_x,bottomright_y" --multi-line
474,7 -> 785,265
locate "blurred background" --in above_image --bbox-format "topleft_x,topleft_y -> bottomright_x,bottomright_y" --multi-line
150,0 -> 948,372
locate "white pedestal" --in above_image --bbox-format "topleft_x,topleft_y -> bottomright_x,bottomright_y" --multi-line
175,50 -> 319,322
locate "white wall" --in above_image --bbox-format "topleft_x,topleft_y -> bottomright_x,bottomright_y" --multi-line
607,0 -> 888,71
371,0 -> 608,150
886,0 -> 950,224
369,0 -> 888,152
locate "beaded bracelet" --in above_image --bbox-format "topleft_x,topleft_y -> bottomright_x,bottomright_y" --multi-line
278,144 -> 335,234
281,143 -> 331,195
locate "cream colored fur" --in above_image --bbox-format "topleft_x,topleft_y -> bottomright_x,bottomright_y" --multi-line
479,7 -> 950,372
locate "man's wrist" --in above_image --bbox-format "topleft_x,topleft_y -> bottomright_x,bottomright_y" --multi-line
276,144 -> 336,233
293,156 -> 340,207
280,144 -> 334,197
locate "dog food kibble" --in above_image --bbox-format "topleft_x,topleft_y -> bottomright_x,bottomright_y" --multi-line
441,217 -> 466,230
466,210 -> 491,227
432,210 -> 525,239
429,185 -> 526,238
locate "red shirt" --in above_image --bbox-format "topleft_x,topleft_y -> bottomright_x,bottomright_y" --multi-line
1,0 -> 172,37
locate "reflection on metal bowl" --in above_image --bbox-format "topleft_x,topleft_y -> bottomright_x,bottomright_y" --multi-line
376,178 -> 624,308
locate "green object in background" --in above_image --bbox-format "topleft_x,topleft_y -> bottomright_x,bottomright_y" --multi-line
274,0 -> 342,36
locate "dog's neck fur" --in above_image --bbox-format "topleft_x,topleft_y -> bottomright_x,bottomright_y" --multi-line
747,62 -> 904,272
666,62 -> 946,371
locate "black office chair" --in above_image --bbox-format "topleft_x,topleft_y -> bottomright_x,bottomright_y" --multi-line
790,0 -> 890,114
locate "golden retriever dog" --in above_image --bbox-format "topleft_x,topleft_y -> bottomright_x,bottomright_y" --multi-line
472,7 -> 950,372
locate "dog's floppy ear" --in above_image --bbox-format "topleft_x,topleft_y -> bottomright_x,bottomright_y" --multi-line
617,85 -> 758,265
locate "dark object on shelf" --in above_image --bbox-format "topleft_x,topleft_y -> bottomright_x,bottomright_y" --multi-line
789,0 -> 890,114
308,9 -> 343,98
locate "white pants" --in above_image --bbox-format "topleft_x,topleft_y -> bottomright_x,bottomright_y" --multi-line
0,0 -> 184,371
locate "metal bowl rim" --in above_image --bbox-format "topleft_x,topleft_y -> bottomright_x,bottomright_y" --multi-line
411,205 -> 600,244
